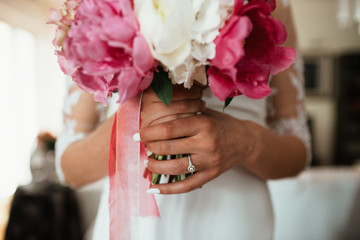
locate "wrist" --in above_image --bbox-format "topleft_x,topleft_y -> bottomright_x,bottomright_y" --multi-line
240,120 -> 264,167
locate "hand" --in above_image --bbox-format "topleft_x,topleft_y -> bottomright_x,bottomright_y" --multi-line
141,85 -> 206,128
140,108 -> 261,194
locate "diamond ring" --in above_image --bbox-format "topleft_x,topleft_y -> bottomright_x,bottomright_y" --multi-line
187,155 -> 195,174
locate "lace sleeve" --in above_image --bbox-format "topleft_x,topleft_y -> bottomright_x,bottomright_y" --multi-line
55,77 -> 106,182
266,1 -> 312,164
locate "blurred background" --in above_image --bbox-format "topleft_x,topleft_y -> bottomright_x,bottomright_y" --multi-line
0,0 -> 359,239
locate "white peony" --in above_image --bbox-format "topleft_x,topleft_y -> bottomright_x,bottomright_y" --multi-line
134,0 -> 195,70
135,0 -> 234,88
191,0 -> 221,44
169,0 -> 233,88
190,0 -> 234,61
169,57 -> 208,88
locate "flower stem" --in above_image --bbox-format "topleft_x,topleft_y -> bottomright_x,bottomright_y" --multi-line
150,154 -> 189,185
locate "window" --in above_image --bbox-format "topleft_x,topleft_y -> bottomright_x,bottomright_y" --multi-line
0,21 -> 38,198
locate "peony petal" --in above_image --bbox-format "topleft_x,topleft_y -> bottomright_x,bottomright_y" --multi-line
135,0 -> 194,69
236,81 -> 272,99
74,72 -> 112,106
132,35 -> 155,76
116,68 -> 142,104
56,51 -> 77,75
153,40 -> 192,70
86,34 -> 109,60
102,16 -> 136,42
269,46 -> 297,75
82,61 -> 123,76
234,0 -> 244,13
272,19 -> 287,45
47,8 -> 62,24
138,71 -> 153,90
207,66 -> 237,101
235,58 -> 272,99
212,16 -> 252,70
73,71 -> 107,94
94,90 -> 109,106
191,0 -> 221,43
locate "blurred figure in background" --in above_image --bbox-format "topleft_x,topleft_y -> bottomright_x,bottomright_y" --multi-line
5,132 -> 83,240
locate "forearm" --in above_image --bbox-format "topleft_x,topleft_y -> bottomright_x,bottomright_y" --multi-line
61,115 -> 114,188
242,120 -> 307,180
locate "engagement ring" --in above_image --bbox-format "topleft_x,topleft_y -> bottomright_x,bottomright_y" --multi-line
187,155 -> 195,174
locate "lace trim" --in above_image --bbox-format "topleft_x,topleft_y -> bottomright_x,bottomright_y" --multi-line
96,102 -> 107,123
55,80 -> 108,182
63,89 -> 82,115
55,119 -> 86,182
268,110 -> 312,165
266,52 -> 312,165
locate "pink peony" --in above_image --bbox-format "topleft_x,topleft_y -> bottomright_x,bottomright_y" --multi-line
47,0 -> 81,48
61,0 -> 154,105
207,0 -> 296,101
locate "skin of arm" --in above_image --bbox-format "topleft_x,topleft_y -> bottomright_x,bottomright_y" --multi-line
61,115 -> 114,188
58,85 -> 114,188
60,86 -> 205,188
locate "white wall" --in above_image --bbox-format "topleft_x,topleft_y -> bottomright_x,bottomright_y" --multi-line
293,0 -> 360,55
0,0 -> 66,135
307,97 -> 337,164
292,0 -> 360,164
0,0 -> 66,199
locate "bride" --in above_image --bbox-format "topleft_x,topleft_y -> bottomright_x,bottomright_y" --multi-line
55,1 -> 311,239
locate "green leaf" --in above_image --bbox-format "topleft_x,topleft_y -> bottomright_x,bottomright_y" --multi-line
223,97 -> 233,111
151,67 -> 173,106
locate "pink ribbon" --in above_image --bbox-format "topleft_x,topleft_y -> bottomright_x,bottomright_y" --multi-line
109,95 -> 159,240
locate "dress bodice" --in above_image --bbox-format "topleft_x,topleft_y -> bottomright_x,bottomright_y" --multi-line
204,88 -> 267,126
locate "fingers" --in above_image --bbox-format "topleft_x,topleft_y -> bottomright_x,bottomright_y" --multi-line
141,85 -> 205,129
147,154 -> 205,175
141,97 -> 205,128
145,137 -> 196,156
148,169 -> 217,194
140,116 -> 200,142
142,99 -> 205,127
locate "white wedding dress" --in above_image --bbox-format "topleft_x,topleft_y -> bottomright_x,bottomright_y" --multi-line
55,1 -> 310,239
93,92 -> 275,240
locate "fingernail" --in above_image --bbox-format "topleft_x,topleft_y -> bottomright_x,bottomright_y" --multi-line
143,159 -> 149,168
147,188 -> 160,194
146,149 -> 152,156
132,133 -> 141,142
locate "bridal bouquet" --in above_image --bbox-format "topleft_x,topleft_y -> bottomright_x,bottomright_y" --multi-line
49,0 -> 295,106
49,0 -> 295,239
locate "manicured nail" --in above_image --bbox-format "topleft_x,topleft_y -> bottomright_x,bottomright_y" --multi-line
132,133 -> 141,141
146,149 -> 152,156
147,188 -> 160,194
143,159 -> 149,168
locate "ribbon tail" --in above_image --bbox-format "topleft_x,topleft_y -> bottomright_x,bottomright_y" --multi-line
109,95 -> 159,240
